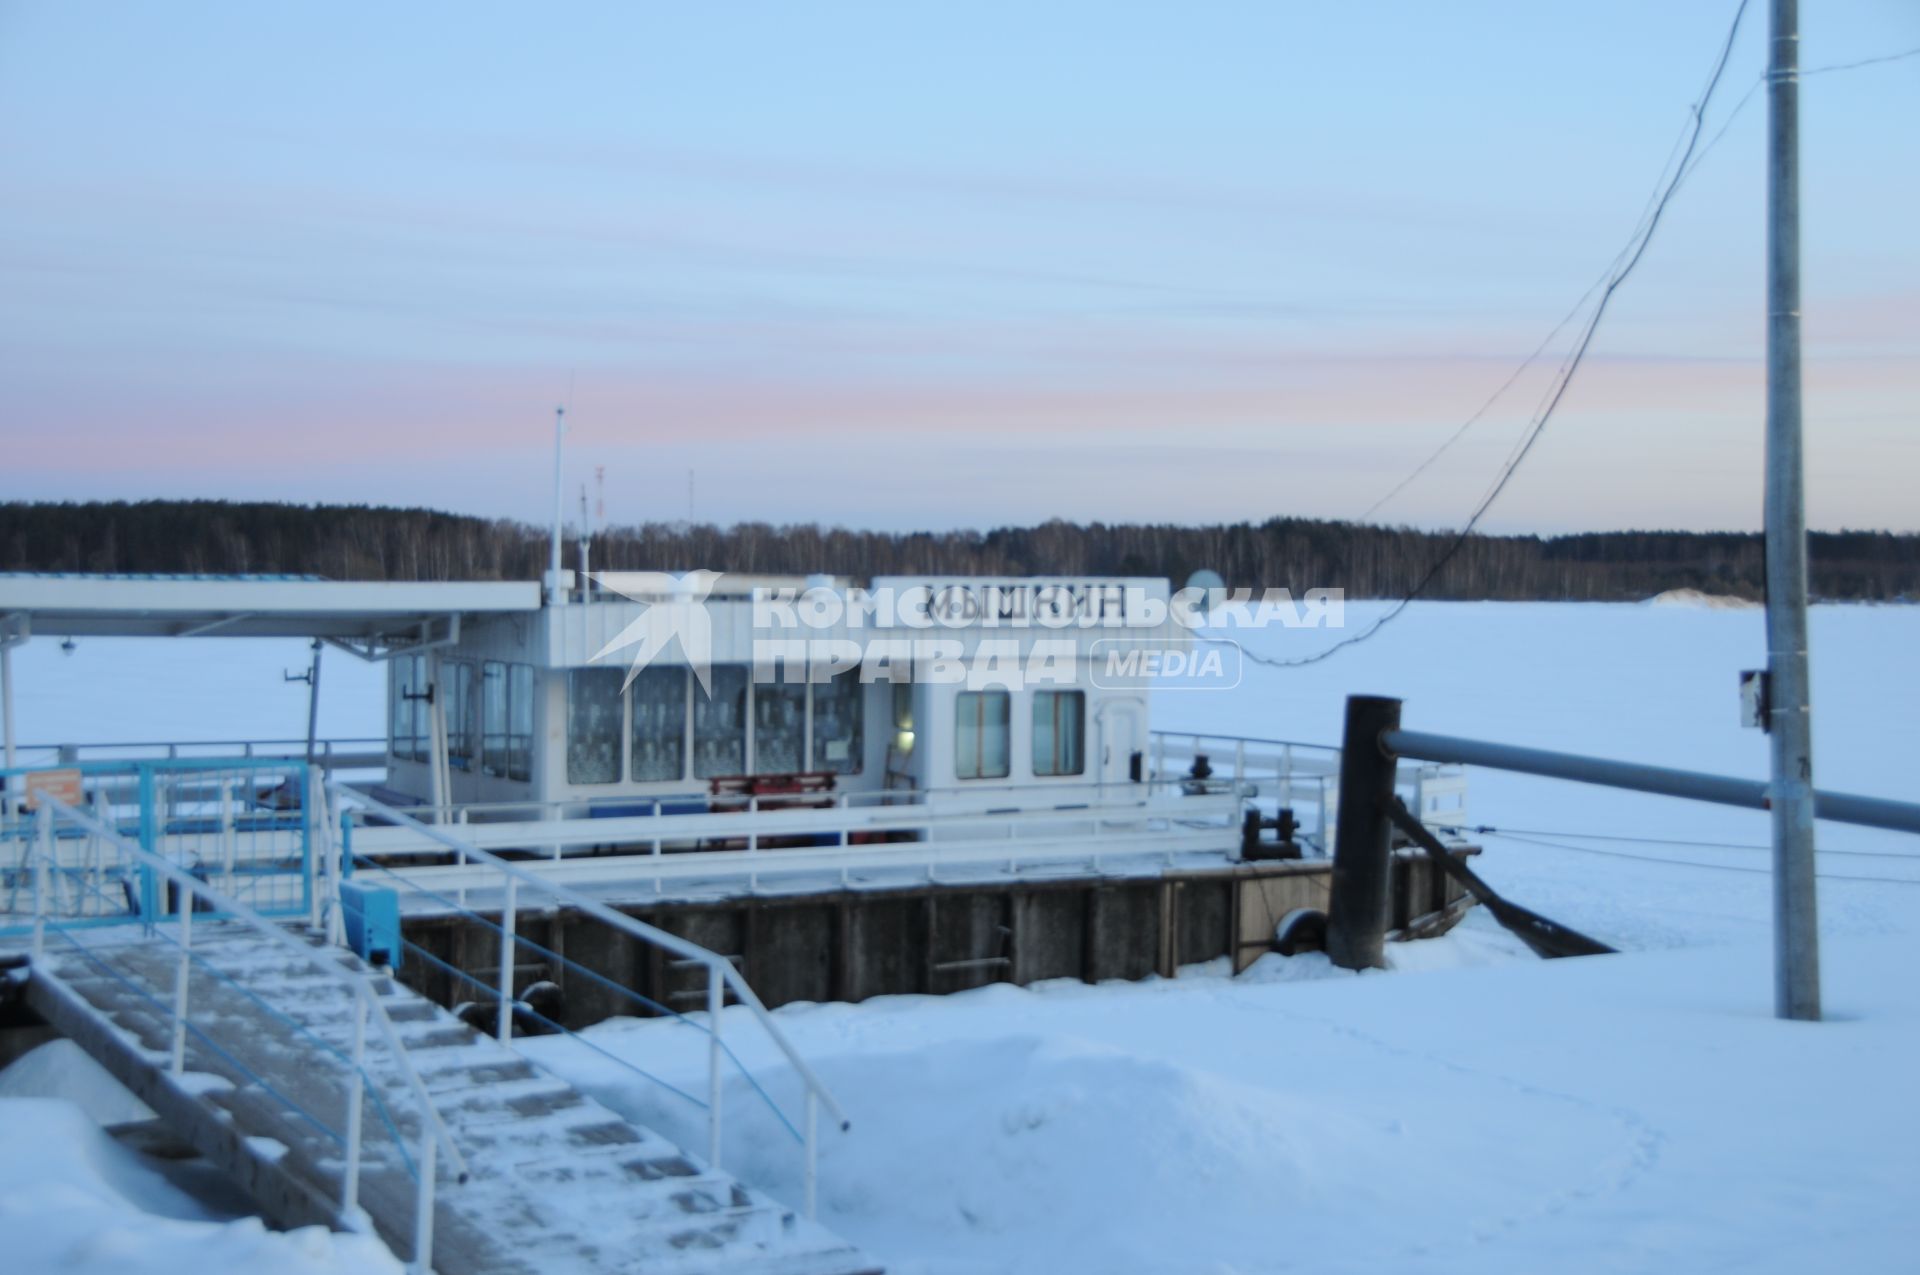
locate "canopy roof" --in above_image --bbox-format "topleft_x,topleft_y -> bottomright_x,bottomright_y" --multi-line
0,573 -> 541,642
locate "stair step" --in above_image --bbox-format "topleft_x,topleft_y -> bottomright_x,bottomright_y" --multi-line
13,923 -> 879,1275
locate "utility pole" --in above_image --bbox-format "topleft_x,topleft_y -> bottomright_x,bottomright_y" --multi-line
1765,0 -> 1820,1021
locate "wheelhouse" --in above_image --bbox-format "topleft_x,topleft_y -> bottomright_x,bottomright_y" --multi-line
382,574 -> 1186,817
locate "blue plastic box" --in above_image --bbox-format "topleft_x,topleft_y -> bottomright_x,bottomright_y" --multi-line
339,880 -> 402,970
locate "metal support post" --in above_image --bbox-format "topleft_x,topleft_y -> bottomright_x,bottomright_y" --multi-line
497,876 -> 517,1045
411,1126 -> 437,1275
707,965 -> 724,1171
32,804 -> 50,959
344,993 -> 367,1215
1327,696 -> 1400,971
171,899 -> 194,1075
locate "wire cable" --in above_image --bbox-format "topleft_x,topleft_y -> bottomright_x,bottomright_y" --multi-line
1353,38 -> 1916,530
1434,821 -> 1920,862
1232,0 -> 1754,669
1357,6 -> 1753,526
1478,828 -> 1920,887
1803,46 -> 1920,75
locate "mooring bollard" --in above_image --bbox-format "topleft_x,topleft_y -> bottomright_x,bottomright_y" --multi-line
1327,695 -> 1401,971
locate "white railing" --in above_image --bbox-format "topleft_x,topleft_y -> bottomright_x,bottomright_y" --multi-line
1149,731 -> 1470,850
10,770 -> 1245,907
24,799 -> 467,1274
339,780 -> 1246,899
7,737 -> 387,770
369,771 -> 1215,824
330,784 -> 855,1222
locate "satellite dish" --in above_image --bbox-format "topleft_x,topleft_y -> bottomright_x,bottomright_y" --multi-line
1184,569 -> 1226,616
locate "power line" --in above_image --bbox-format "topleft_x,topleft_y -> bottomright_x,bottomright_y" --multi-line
1478,829 -> 1920,887
1233,0 -> 1753,669
1660,45 -> 1919,194
1359,18 -> 1742,526
1353,39 -> 1916,532
1435,822 -> 1920,862
1803,45 -> 1920,75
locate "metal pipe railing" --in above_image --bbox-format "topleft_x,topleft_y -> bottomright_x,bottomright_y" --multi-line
6,737 -> 388,764
28,796 -> 469,1273
1382,728 -> 1920,837
1146,728 -> 1471,852
366,771 -> 1209,827
332,783 -> 853,1219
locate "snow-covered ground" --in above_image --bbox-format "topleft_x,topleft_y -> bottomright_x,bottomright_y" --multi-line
0,1047 -> 401,1275
5,600 -> 1918,1273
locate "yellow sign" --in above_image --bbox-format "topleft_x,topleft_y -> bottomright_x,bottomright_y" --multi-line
23,768 -> 83,811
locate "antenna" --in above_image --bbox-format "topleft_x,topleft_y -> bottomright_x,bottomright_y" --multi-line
687,468 -> 695,525
594,465 -> 606,583
548,406 -> 566,604
578,481 -> 591,595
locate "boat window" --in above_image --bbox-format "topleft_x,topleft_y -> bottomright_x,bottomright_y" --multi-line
390,653 -> 428,762
693,664 -> 749,779
482,661 -> 509,777
955,690 -> 1011,780
508,663 -> 533,782
567,667 -> 624,785
630,666 -> 687,782
754,682 -> 806,775
1032,689 -> 1085,777
445,661 -> 474,769
810,670 -> 864,775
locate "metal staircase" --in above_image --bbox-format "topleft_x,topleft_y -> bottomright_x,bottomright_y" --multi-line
3,777 -> 878,1275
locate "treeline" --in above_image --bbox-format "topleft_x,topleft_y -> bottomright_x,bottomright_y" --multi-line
1,500 -> 1915,602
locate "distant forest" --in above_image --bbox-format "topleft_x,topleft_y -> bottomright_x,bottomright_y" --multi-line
1,500 -> 1916,602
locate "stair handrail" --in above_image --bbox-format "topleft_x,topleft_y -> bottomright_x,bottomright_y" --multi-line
330,784 -> 851,1214
28,795 -> 469,1270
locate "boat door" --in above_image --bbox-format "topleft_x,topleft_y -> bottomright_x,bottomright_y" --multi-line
1095,695 -> 1146,788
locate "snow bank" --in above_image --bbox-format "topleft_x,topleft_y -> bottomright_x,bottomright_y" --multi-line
527,926 -> 1920,1275
1642,588 -> 1758,609
0,1098 -> 402,1275
0,1040 -> 155,1126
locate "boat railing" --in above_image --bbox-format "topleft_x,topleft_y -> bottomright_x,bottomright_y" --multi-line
1147,730 -> 1469,851
370,772 -> 1241,827
5,737 -> 387,770
335,777 -> 1247,898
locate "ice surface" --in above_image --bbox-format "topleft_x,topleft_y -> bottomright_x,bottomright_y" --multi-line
9,602 -> 1919,1272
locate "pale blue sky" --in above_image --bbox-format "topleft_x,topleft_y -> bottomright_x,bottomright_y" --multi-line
1,1 -> 1914,533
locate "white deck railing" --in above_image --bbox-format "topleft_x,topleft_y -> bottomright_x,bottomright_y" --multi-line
1148,731 -> 1469,850
337,780 -> 1246,900
7,737 -> 386,770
